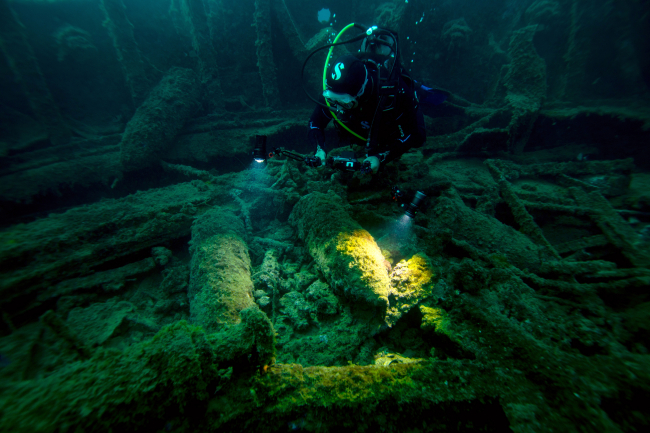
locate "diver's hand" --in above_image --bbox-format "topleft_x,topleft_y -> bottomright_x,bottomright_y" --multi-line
314,146 -> 326,168
363,156 -> 380,174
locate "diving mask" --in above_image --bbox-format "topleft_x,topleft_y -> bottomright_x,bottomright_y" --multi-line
323,89 -> 359,111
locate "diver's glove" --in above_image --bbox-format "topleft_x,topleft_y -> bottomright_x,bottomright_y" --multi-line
306,146 -> 326,168
362,156 -> 381,174
314,146 -> 326,168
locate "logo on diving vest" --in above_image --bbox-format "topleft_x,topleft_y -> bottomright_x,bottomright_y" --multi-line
332,63 -> 345,80
360,121 -> 371,129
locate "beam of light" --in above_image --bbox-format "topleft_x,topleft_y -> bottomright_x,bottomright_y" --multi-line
387,214 -> 415,247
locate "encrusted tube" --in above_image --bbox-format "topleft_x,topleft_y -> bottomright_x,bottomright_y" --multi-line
289,192 -> 390,310
189,208 -> 257,332
119,67 -> 200,171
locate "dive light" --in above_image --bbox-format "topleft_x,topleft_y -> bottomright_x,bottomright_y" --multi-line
392,186 -> 426,218
404,191 -> 426,218
252,135 -> 268,163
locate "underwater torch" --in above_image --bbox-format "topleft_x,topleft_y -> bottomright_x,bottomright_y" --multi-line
392,186 -> 426,218
252,135 -> 268,163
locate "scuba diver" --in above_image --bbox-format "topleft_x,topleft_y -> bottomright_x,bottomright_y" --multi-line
302,24 -> 449,174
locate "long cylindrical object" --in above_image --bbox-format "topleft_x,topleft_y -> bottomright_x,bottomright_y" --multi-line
119,67 -> 200,171
289,192 -> 390,311
189,208 -> 257,332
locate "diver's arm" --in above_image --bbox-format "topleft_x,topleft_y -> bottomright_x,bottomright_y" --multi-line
367,104 -> 425,168
307,105 -> 333,167
308,105 -> 333,151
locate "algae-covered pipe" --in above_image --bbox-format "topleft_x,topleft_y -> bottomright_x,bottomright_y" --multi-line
119,67 -> 200,171
289,192 -> 390,310
189,208 -> 257,333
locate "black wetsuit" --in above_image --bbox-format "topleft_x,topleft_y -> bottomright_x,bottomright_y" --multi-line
308,60 -> 426,166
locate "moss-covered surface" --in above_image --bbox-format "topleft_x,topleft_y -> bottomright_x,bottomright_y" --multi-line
207,360 -> 510,432
189,207 -> 256,331
1,151 -> 649,433
119,67 -> 200,171
290,192 -> 390,311
0,307 -> 276,432
386,253 -> 437,326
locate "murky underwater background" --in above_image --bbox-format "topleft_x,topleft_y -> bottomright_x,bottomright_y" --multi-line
0,0 -> 649,432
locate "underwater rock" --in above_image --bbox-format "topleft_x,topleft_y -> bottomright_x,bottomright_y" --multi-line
279,291 -> 311,330
188,207 -> 256,332
289,192 -> 390,311
304,280 -> 338,316
160,262 -> 190,295
66,298 -> 135,347
119,67 -> 200,171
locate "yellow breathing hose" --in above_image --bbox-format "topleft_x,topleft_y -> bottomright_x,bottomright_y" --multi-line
323,23 -> 366,141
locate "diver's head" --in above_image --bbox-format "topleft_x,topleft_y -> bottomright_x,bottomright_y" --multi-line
360,31 -> 396,58
324,54 -> 369,112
